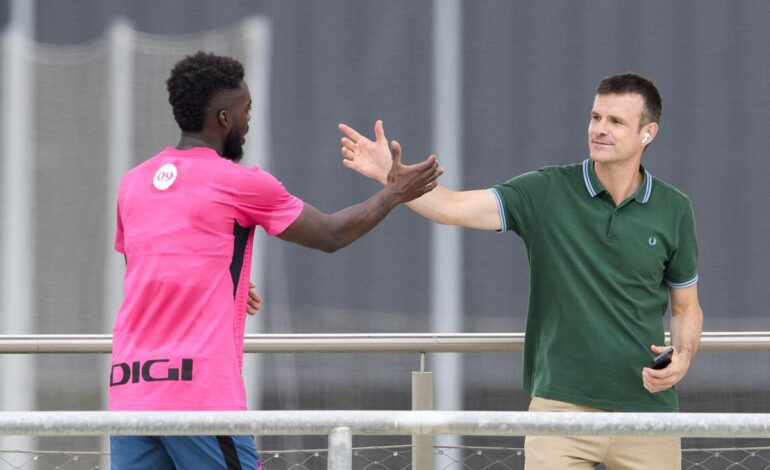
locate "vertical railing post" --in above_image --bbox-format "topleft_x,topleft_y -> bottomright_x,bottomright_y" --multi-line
412,352 -> 434,470
328,426 -> 352,470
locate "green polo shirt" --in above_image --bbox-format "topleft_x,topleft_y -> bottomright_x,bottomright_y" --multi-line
492,159 -> 698,412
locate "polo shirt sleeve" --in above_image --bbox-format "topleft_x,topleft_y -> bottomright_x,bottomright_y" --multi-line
664,201 -> 699,288
232,166 -> 305,236
490,169 -> 551,239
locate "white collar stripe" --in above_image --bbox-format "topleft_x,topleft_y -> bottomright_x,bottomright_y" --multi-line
582,159 -> 596,197
643,171 -> 653,203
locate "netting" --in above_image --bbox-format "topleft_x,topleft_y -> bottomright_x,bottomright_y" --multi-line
3,444 -> 770,469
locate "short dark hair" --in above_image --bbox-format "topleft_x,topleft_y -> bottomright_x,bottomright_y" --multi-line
166,51 -> 245,132
596,73 -> 662,126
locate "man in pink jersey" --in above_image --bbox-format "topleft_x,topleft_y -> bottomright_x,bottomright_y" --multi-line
110,51 -> 442,470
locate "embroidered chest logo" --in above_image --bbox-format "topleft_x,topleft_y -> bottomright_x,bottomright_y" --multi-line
648,236 -> 657,247
153,163 -> 177,190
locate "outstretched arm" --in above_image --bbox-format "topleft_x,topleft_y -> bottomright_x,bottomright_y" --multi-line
642,283 -> 703,393
339,120 -> 501,231
277,140 -> 442,252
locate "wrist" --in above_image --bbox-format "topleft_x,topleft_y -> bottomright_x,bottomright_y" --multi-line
380,183 -> 405,207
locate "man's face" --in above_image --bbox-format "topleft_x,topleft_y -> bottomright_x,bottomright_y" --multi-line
588,93 -> 648,164
221,81 -> 252,162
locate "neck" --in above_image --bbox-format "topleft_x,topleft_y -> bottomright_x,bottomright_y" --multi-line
594,157 -> 643,207
176,133 -> 223,156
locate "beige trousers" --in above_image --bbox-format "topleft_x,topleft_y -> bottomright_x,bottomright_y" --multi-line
524,397 -> 681,470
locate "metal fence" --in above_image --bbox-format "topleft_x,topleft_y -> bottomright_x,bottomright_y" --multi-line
3,445 -> 770,470
2,410 -> 770,469
2,332 -> 770,354
1,333 -> 769,470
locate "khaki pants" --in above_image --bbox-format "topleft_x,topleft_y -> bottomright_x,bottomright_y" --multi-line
524,397 -> 681,470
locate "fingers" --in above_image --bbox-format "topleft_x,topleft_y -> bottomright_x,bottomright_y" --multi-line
418,155 -> 442,179
341,137 -> 356,154
409,154 -> 437,171
390,140 -> 402,165
338,123 -> 363,142
642,355 -> 683,393
374,120 -> 387,144
247,282 -> 262,316
341,145 -> 355,161
643,367 -> 675,393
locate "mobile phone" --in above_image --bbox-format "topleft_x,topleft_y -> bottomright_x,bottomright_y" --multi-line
650,346 -> 674,370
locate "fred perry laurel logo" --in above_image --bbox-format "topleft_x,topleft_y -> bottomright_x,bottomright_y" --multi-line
153,163 -> 177,190
648,236 -> 657,247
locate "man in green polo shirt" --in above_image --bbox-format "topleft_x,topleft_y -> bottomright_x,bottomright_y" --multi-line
338,73 -> 704,469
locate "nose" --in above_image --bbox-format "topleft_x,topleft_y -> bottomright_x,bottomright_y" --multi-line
591,119 -> 608,137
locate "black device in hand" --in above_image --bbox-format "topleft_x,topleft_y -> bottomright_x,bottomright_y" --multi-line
650,346 -> 674,370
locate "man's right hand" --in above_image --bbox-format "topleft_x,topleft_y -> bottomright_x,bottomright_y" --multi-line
339,119 -> 501,231
339,120 -> 394,185
383,139 -> 442,204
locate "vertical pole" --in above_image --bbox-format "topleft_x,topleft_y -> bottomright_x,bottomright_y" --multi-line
103,18 -> 135,462
0,0 -> 35,455
431,0 -> 464,462
241,16 -> 272,451
328,426 -> 352,470
412,353 -> 434,470
105,18 -> 134,356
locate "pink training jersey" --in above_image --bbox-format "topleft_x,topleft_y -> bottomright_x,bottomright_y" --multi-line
110,147 -> 304,411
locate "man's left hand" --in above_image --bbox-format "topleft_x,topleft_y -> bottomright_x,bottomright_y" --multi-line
642,344 -> 690,393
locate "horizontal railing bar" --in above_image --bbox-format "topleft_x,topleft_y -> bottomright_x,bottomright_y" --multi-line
0,410 -> 769,438
0,332 -> 769,354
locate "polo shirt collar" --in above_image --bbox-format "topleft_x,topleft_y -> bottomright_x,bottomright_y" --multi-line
581,159 -> 653,204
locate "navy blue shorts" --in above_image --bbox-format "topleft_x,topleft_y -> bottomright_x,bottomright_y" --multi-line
110,435 -> 260,470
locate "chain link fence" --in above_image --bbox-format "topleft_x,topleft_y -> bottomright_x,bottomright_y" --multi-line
3,445 -> 770,470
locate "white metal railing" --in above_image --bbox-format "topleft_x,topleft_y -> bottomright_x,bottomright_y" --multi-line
1,331 -> 769,354
2,410 -> 770,437
2,333 -> 769,470
1,410 -> 770,470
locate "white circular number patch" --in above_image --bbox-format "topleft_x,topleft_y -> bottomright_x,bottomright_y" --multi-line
153,163 -> 177,190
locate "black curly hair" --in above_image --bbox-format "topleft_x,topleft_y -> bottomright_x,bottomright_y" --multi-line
166,51 -> 245,132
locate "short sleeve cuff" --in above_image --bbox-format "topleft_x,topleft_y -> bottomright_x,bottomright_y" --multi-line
489,188 -> 507,232
665,274 -> 698,288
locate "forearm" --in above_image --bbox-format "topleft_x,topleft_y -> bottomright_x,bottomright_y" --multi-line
321,188 -> 400,251
403,184 -> 461,225
669,302 -> 703,365
278,189 -> 400,253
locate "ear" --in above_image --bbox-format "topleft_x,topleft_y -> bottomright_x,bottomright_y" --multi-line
217,109 -> 229,128
641,122 -> 658,145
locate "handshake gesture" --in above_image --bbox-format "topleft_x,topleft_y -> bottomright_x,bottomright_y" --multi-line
339,120 -> 441,202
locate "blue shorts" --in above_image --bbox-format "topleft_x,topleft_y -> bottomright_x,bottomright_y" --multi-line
110,435 -> 260,470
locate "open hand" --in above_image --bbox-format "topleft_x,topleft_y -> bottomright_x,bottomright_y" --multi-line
339,120 -> 394,184
385,140 -> 442,203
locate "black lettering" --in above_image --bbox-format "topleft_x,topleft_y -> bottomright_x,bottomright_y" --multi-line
131,361 -> 141,383
181,359 -> 193,381
110,358 -> 195,385
109,363 -> 131,387
142,359 -> 179,382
